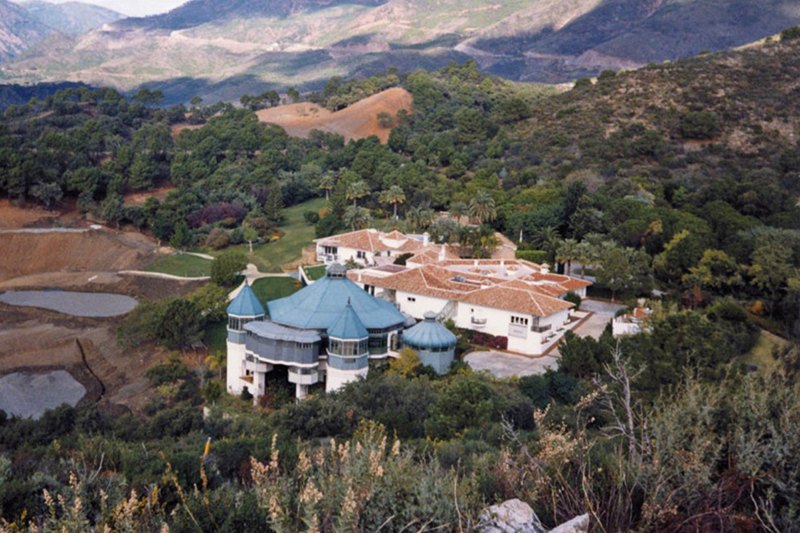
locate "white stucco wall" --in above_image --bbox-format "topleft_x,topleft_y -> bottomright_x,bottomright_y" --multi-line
326,366 -> 368,392
395,291 -> 451,319
226,340 -> 246,394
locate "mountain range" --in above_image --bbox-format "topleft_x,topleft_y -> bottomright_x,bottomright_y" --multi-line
1,0 -> 799,103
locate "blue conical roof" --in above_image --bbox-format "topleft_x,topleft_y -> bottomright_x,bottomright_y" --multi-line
267,264 -> 405,331
328,301 -> 369,340
227,282 -> 265,317
403,312 -> 457,350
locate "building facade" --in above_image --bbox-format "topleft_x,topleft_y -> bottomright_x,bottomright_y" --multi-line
226,265 -> 407,400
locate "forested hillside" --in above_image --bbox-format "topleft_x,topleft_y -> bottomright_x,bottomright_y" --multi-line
2,34 -> 800,531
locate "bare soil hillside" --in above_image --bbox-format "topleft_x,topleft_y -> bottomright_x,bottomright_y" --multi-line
0,229 -> 158,282
257,87 -> 412,143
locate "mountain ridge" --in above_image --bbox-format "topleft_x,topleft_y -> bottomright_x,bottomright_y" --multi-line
1,0 -> 799,102
19,1 -> 124,36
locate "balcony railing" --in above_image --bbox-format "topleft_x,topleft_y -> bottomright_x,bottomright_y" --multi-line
288,367 -> 319,385
531,324 -> 551,333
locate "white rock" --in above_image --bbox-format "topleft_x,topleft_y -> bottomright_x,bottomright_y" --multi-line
549,513 -> 590,533
478,499 -> 546,533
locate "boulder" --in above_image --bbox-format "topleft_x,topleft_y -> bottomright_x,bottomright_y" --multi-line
550,514 -> 590,533
478,499 -> 546,533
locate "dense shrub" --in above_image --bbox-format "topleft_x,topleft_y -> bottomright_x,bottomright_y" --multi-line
680,111 -> 720,139
516,250 -> 549,264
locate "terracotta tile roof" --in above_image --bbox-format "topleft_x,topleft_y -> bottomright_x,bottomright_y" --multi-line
355,264 -> 575,317
316,229 -> 428,254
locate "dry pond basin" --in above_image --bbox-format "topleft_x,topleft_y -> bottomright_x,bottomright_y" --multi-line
0,290 -> 137,317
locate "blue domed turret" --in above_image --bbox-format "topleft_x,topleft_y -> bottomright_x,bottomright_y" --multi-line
402,311 -> 457,375
227,282 -> 265,318
227,282 -> 265,343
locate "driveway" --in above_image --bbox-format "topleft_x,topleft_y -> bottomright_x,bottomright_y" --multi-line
464,350 -> 558,378
572,299 -> 624,340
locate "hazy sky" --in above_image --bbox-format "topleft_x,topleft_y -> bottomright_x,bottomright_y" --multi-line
15,0 -> 188,17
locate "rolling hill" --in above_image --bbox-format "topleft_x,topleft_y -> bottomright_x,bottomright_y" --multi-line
18,1 -> 123,35
0,0 -> 799,102
0,0 -> 55,61
256,87 -> 413,143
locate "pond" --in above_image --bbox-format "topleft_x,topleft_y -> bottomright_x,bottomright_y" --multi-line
0,370 -> 86,419
0,290 -> 137,317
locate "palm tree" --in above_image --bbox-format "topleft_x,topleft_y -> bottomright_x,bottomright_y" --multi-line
468,191 -> 496,225
449,201 -> 468,223
379,185 -> 406,219
556,238 -> 580,276
533,226 -> 561,264
406,204 -> 436,231
344,205 -> 371,230
318,173 -> 335,201
346,180 -> 370,207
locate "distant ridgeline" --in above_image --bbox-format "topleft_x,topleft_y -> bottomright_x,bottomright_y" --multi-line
0,82 -> 90,111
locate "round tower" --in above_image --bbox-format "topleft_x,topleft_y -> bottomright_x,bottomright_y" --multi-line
325,300 -> 370,392
402,311 -> 457,375
226,281 -> 266,395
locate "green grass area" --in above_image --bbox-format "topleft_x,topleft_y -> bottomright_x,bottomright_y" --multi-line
252,277 -> 303,305
145,253 -> 213,277
742,329 -> 789,373
208,197 -> 327,273
304,264 -> 327,281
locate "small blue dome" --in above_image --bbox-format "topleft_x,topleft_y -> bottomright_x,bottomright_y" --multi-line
403,312 -> 457,350
227,282 -> 265,317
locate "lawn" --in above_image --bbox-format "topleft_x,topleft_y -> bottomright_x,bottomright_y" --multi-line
742,329 -> 789,373
208,197 -> 327,273
303,264 -> 327,281
145,253 -> 212,277
252,277 -> 303,305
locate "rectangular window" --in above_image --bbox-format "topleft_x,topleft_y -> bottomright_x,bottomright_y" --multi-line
357,250 -> 366,259
510,315 -> 529,326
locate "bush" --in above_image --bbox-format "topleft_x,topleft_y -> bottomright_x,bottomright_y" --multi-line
516,249 -> 548,264
303,210 -> 320,224
781,25 -> 800,41
680,111 -> 720,140
211,251 -> 247,286
564,291 -> 582,309
206,228 -> 231,249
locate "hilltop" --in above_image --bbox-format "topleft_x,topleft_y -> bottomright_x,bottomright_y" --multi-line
0,0 -> 54,61
18,1 -> 123,36
1,0 -> 799,102
256,87 -> 413,143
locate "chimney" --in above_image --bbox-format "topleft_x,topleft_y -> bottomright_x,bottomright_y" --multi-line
438,245 -> 446,261
423,232 -> 430,246
541,263 -> 550,274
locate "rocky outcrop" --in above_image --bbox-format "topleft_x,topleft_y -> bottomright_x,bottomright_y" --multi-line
478,499 -> 589,533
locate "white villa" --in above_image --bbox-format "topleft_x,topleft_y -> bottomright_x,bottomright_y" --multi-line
315,229 -> 433,266
348,254 -> 592,356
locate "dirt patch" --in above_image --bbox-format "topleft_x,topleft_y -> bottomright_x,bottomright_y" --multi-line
0,199 -> 60,229
257,87 -> 413,143
0,229 -> 159,283
170,123 -> 204,138
124,183 -> 176,206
